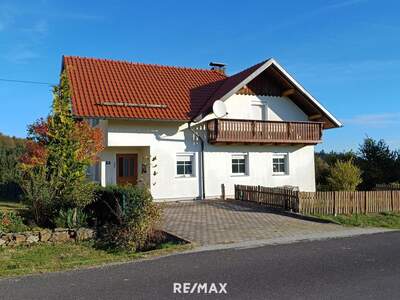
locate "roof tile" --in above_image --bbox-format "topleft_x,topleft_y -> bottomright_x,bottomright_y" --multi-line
64,56 -> 227,121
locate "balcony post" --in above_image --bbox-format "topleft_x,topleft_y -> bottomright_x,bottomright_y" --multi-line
320,123 -> 323,140
214,119 -> 219,140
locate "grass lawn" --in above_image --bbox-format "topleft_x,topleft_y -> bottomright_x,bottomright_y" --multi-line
315,212 -> 400,229
0,241 -> 192,278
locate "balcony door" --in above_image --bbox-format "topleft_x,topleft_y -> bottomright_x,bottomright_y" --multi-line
116,154 -> 138,185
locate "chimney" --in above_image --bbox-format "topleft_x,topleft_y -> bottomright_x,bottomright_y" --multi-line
209,62 -> 227,75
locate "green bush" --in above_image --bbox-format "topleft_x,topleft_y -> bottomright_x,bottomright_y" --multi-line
54,208 -> 88,229
327,159 -> 363,191
21,167 -> 54,227
0,133 -> 25,201
0,211 -> 28,233
89,185 -> 160,252
21,164 -> 96,227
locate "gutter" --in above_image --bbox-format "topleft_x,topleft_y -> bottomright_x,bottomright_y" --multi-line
188,121 -> 205,200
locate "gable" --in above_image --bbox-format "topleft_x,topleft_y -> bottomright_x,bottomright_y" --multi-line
197,59 -> 342,129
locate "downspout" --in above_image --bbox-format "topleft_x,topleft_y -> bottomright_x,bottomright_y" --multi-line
188,121 -> 205,200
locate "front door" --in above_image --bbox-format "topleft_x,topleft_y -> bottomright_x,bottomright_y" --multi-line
116,154 -> 138,185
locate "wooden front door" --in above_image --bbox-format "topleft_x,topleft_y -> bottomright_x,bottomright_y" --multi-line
116,154 -> 138,185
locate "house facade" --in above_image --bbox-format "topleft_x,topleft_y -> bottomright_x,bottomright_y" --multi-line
62,56 -> 341,201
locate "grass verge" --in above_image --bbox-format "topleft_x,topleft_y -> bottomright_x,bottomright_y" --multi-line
0,241 -> 192,278
314,212 -> 400,229
0,200 -> 27,212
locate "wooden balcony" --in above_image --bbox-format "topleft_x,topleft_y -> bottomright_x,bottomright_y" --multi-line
206,119 -> 323,145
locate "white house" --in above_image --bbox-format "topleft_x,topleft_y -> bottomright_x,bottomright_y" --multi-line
62,56 -> 341,201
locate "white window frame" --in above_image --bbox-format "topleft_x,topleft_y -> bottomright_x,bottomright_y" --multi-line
175,153 -> 195,178
272,153 -> 289,175
231,153 -> 249,176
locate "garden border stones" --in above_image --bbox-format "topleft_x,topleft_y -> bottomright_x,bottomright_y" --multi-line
0,228 -> 95,247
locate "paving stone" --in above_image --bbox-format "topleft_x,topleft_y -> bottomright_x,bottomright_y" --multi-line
162,200 -> 343,245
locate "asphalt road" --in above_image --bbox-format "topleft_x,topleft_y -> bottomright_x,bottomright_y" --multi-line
1,231 -> 400,300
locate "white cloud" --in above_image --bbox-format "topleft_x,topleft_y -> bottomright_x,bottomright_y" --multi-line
0,1 -> 103,63
343,113 -> 400,128
262,0 -> 369,33
0,4 -> 16,31
1,44 -> 40,64
20,19 -> 48,36
326,0 -> 368,9
0,2 -> 102,34
31,19 -> 48,34
1,18 -> 48,64
287,59 -> 400,83
54,12 -> 103,21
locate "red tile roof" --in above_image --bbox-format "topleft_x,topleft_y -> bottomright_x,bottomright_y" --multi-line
63,56 -> 227,121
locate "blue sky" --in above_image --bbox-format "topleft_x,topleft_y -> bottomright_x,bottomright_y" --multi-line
0,0 -> 399,152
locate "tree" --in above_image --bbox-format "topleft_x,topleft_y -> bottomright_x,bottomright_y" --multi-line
0,133 -> 25,200
19,71 -> 103,225
358,137 -> 399,189
327,160 -> 362,191
315,150 -> 356,191
315,155 -> 330,190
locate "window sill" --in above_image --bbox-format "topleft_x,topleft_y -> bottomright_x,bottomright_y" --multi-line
231,174 -> 249,177
175,175 -> 196,179
272,173 -> 289,176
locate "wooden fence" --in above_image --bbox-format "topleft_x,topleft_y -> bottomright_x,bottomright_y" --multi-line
234,185 -> 299,211
299,191 -> 400,215
234,185 -> 400,215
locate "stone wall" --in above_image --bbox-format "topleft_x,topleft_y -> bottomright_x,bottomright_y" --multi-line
0,228 -> 95,247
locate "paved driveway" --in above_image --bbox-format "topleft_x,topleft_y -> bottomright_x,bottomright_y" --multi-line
162,200 -> 346,245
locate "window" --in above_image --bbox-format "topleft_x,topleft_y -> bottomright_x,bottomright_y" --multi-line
176,154 -> 194,177
118,156 -> 135,177
94,162 -> 100,182
273,154 -> 288,175
86,163 -> 100,182
232,154 -> 247,175
251,103 -> 268,120
86,166 -> 92,179
90,118 -> 99,127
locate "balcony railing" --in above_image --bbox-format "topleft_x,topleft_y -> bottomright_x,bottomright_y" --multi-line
206,119 -> 323,145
